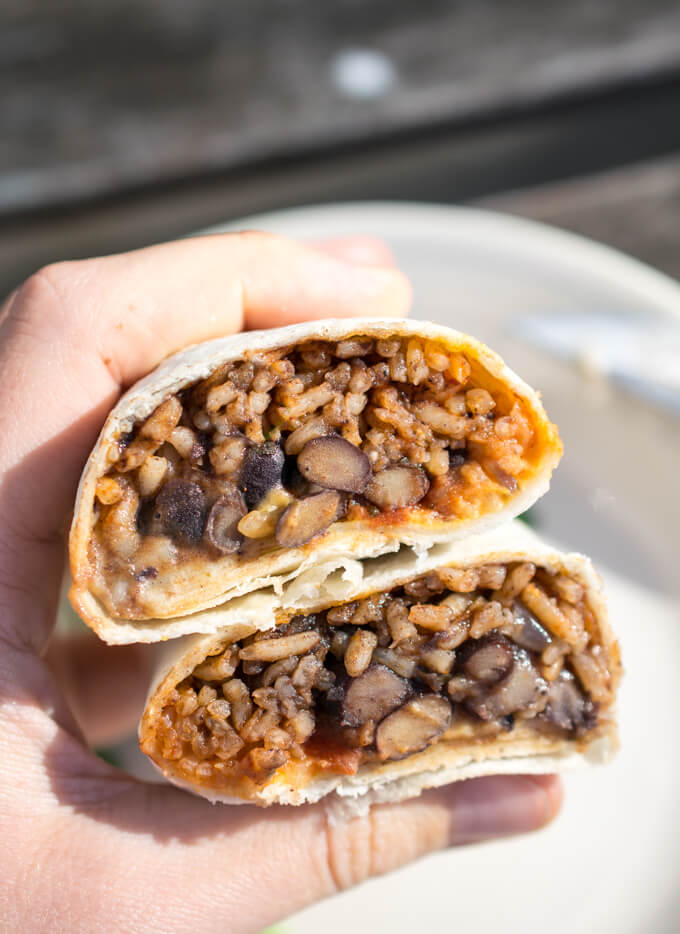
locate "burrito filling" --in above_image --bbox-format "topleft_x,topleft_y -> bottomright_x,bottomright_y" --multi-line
92,337 -> 541,616
144,562 -> 613,791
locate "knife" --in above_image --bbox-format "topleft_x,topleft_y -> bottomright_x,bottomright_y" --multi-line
512,312 -> 680,417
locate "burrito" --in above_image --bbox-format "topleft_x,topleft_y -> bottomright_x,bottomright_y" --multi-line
138,523 -> 620,805
70,319 -> 562,643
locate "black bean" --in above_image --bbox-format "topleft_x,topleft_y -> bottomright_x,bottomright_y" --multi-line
297,436 -> 371,494
154,479 -> 207,543
543,671 -> 598,736
512,601 -> 552,652
239,442 -> 285,509
466,646 -> 547,720
341,664 -> 411,727
205,488 -> 247,553
376,695 -> 452,761
275,490 -> 345,548
461,635 -> 514,683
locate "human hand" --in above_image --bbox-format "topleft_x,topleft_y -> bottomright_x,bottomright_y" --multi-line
0,232 -> 562,933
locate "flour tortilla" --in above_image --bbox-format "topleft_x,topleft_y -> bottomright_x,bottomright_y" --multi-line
138,522 -> 620,807
69,318 -> 562,644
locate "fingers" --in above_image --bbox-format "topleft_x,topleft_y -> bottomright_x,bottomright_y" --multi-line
0,232 -> 409,529
45,633 -> 156,746
62,773 -> 560,934
321,775 -> 562,890
0,232 -> 410,648
5,232 -> 409,392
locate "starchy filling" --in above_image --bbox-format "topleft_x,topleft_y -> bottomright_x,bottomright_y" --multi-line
92,337 -> 539,613
146,562 -> 613,788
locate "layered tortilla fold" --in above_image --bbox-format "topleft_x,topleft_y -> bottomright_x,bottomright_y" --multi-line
139,522 -> 620,806
69,318 -> 562,644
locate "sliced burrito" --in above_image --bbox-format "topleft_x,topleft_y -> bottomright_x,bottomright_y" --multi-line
139,523 -> 620,806
70,319 -> 562,643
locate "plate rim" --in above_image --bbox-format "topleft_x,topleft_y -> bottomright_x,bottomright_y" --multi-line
199,199 -> 680,321
192,202 -> 680,931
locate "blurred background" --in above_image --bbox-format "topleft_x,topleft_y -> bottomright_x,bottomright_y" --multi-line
4,0 -> 680,297
7,5 -> 680,932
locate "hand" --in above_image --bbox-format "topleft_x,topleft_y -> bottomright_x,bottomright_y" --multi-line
0,232 -> 561,934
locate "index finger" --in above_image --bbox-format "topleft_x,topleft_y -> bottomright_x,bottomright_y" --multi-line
0,230 -> 410,483
4,231 -> 410,387
0,232 -> 410,644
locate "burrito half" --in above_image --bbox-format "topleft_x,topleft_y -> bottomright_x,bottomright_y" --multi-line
139,523 -> 619,805
70,319 -> 562,643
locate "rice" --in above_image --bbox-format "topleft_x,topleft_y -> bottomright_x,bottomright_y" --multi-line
146,561 -> 608,786
95,337 -> 536,612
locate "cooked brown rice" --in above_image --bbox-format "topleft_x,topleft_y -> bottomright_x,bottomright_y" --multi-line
92,337 -> 540,618
142,560 -> 616,793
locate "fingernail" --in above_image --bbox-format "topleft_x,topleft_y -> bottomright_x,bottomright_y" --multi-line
445,774 -> 563,845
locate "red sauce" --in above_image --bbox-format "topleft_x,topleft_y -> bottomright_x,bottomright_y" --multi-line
365,504 -> 433,529
303,735 -> 363,775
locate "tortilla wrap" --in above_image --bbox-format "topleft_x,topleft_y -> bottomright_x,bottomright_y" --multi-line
139,522 -> 620,807
69,318 -> 562,644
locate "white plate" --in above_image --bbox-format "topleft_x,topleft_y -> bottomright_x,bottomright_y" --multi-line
202,203 -> 680,933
